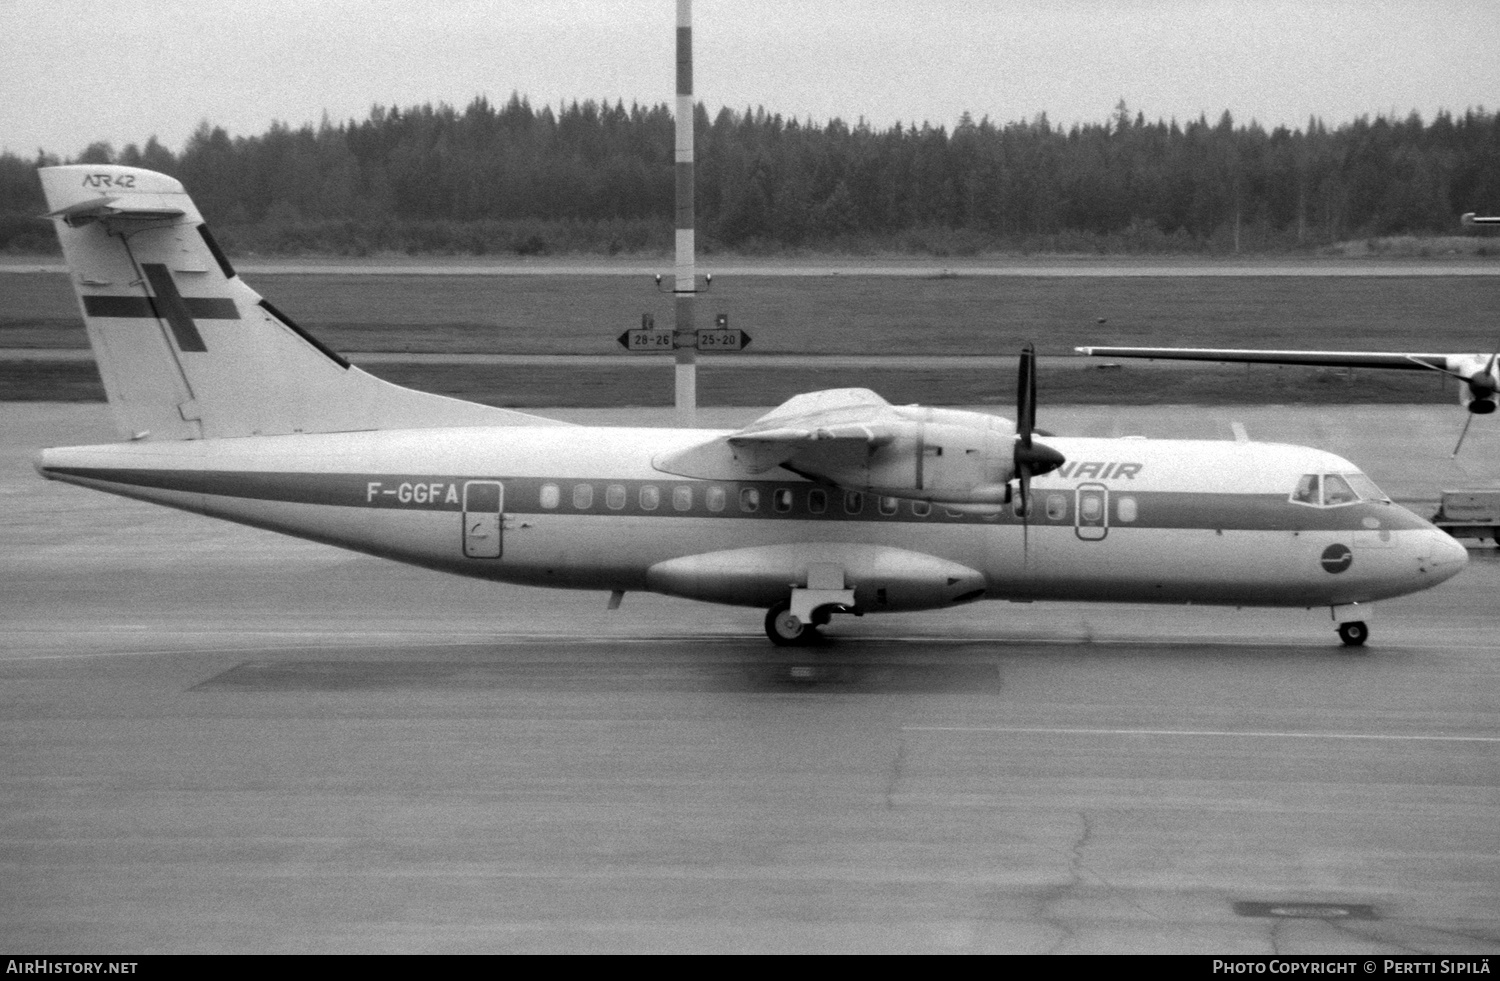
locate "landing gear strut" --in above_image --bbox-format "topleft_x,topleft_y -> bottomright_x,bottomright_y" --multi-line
1337,620 -> 1369,647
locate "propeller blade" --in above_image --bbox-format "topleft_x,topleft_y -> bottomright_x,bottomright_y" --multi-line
1017,342 -> 1037,444
1016,343 -> 1036,561
1019,468 -> 1031,556
1454,411 -> 1477,457
1012,343 -> 1066,563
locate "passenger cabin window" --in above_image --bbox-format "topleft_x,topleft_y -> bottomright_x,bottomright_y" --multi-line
539,483 -> 560,509
912,500 -> 931,517
879,496 -> 898,516
1045,493 -> 1067,521
844,491 -> 864,514
706,486 -> 726,512
606,484 -> 626,510
740,487 -> 760,512
1116,495 -> 1138,523
573,484 -> 593,509
673,486 -> 693,511
640,485 -> 660,510
808,489 -> 827,514
773,488 -> 793,513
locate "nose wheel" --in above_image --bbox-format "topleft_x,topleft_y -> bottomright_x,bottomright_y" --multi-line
1337,621 -> 1369,647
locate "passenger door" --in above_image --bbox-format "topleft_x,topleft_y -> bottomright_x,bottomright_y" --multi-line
1075,483 -> 1108,541
463,480 -> 504,559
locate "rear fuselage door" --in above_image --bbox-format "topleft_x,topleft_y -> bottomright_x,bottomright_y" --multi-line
1075,482 -> 1108,541
463,480 -> 504,558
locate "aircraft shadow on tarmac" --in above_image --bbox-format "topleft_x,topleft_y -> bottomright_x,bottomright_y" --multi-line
194,654 -> 1004,694
189,636 -> 1379,696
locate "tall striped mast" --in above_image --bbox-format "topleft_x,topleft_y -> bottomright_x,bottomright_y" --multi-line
673,0 -> 697,424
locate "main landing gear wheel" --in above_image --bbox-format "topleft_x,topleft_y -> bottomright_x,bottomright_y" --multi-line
765,601 -> 818,647
1338,621 -> 1369,647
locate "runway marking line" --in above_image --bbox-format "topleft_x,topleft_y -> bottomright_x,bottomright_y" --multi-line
904,725 -> 1500,744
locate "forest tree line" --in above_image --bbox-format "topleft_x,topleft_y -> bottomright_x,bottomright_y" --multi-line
2,95 -> 1498,256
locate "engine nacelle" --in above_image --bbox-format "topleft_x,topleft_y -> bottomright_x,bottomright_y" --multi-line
784,407 -> 1019,504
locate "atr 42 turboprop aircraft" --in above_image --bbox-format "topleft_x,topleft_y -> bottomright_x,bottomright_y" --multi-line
1076,345 -> 1500,455
34,166 -> 1467,647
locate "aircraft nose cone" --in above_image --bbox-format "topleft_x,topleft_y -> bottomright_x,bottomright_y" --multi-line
1421,530 -> 1469,583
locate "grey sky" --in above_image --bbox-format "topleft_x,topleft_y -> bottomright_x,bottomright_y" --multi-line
3,0 -> 1496,158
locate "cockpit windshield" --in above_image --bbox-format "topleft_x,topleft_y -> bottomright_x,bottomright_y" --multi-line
1341,471 -> 1389,503
1290,471 -> 1390,507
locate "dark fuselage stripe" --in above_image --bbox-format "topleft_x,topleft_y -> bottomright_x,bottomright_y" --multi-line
45,467 -> 1429,534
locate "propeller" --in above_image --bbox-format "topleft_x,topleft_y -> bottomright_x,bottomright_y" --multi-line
1452,346 -> 1499,457
1013,343 -> 1066,555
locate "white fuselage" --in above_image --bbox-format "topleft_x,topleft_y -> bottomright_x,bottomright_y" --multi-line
37,424 -> 1468,614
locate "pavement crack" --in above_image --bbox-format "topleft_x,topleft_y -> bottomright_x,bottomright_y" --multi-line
1062,810 -> 1165,924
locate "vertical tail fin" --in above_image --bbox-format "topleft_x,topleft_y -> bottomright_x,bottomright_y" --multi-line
39,164 -> 565,440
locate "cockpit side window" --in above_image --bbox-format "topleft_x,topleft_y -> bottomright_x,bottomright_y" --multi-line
1291,474 -> 1320,505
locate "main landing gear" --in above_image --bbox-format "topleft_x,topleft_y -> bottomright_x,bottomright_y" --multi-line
1337,620 -> 1369,647
765,565 -> 858,646
764,600 -> 835,646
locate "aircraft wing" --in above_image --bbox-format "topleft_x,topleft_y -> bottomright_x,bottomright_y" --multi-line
738,388 -> 892,427
1075,346 -> 1457,373
726,389 -> 896,473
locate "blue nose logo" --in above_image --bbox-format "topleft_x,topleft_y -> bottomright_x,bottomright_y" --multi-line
1321,543 -> 1352,574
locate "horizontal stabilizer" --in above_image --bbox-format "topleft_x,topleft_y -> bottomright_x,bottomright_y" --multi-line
46,194 -> 185,224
